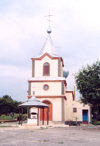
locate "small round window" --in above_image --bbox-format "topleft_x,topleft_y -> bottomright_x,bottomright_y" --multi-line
43,84 -> 49,90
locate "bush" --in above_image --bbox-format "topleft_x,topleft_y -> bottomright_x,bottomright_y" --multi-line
0,114 -> 27,121
0,114 -> 16,120
17,114 -> 27,121
92,120 -> 100,125
96,121 -> 100,125
65,121 -> 81,126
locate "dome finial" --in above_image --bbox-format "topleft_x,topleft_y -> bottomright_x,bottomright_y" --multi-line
47,26 -> 52,34
45,11 -> 53,34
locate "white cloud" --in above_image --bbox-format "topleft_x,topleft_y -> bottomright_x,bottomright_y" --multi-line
0,64 -> 31,100
0,0 -> 100,100
0,64 -> 31,79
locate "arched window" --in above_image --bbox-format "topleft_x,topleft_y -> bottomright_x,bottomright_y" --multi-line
43,62 -> 50,76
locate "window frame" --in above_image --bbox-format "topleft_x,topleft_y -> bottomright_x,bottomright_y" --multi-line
43,62 -> 50,76
73,108 -> 77,113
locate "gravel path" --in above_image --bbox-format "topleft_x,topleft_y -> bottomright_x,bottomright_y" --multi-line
0,125 -> 100,146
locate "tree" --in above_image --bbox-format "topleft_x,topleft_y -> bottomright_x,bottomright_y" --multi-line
75,61 -> 100,120
0,95 -> 22,115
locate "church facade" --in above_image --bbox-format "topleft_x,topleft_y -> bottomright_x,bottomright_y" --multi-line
27,31 -> 91,123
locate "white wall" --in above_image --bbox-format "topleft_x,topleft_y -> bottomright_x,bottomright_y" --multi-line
34,56 -> 59,77
31,82 -> 62,96
72,101 -> 91,122
39,98 -> 63,121
65,92 -> 91,122
65,93 -> 73,121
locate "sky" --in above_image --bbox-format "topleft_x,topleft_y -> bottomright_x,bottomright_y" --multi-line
0,0 -> 100,101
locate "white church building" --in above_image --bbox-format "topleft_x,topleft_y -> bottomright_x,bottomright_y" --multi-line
27,29 -> 91,124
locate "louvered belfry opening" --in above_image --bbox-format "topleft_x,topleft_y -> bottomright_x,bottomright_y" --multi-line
43,62 -> 50,76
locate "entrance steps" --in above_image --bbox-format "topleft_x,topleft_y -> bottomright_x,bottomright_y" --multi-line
19,121 -> 69,128
39,121 -> 66,126
51,121 -> 65,125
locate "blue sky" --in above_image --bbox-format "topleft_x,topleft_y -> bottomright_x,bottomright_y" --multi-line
0,0 -> 100,101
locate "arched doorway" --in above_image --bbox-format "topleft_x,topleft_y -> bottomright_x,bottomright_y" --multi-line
40,100 -> 52,121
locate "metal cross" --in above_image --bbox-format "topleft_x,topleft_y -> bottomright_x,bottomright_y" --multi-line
45,11 -> 53,27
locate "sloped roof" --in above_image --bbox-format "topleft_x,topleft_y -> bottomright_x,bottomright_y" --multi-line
38,33 -> 59,58
19,96 -> 48,108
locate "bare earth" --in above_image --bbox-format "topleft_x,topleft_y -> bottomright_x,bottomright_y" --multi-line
0,125 -> 100,146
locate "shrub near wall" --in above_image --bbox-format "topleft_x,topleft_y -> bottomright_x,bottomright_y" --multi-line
92,120 -> 100,125
0,114 -> 27,121
0,115 -> 16,120
96,121 -> 100,125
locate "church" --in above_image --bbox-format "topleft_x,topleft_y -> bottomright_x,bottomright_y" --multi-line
27,28 -> 91,124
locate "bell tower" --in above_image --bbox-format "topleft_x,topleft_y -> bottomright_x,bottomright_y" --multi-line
27,18 -> 67,121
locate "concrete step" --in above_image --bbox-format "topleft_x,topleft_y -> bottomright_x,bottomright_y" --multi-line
39,121 -> 65,126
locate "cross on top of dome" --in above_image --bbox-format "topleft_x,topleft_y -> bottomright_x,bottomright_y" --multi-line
38,13 -> 60,57
45,12 -> 53,34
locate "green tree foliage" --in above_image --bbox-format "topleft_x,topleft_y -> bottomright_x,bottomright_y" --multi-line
75,61 -> 100,120
0,95 -> 22,115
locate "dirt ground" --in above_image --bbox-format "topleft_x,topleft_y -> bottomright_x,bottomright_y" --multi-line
0,125 -> 100,146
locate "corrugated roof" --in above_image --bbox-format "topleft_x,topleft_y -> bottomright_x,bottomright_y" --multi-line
19,96 -> 48,108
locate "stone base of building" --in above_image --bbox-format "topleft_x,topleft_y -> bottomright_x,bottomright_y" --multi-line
27,119 -> 37,125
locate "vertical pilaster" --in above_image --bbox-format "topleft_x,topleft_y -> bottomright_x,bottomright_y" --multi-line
28,82 -> 31,95
61,81 -> 64,95
58,59 -> 61,77
32,60 -> 35,77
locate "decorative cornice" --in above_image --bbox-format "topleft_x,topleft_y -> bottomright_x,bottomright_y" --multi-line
28,80 -> 67,86
27,95 -> 66,100
27,95 -> 32,98
31,53 -> 64,67
36,95 -> 66,100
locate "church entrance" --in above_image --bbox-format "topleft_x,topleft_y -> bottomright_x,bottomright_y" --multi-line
82,110 -> 88,124
40,100 -> 52,121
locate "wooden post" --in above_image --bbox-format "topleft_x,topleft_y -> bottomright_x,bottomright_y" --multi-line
42,108 -> 44,125
27,107 -> 30,119
47,107 -> 49,125
21,108 -> 23,126
37,108 -> 39,126
19,108 -> 20,125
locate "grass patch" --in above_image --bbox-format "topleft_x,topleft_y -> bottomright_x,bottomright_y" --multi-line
43,139 -> 49,142
72,133 -> 76,135
40,127 -> 48,130
31,131 -> 35,132
0,126 -> 12,128
58,141 -> 64,144
40,127 -> 45,130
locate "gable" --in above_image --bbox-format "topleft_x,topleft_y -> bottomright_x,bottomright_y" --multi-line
31,53 -> 64,67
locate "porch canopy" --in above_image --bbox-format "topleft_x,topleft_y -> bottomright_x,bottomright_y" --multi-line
19,96 -> 49,126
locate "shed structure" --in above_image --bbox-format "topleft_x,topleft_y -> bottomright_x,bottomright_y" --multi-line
19,96 -> 49,126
